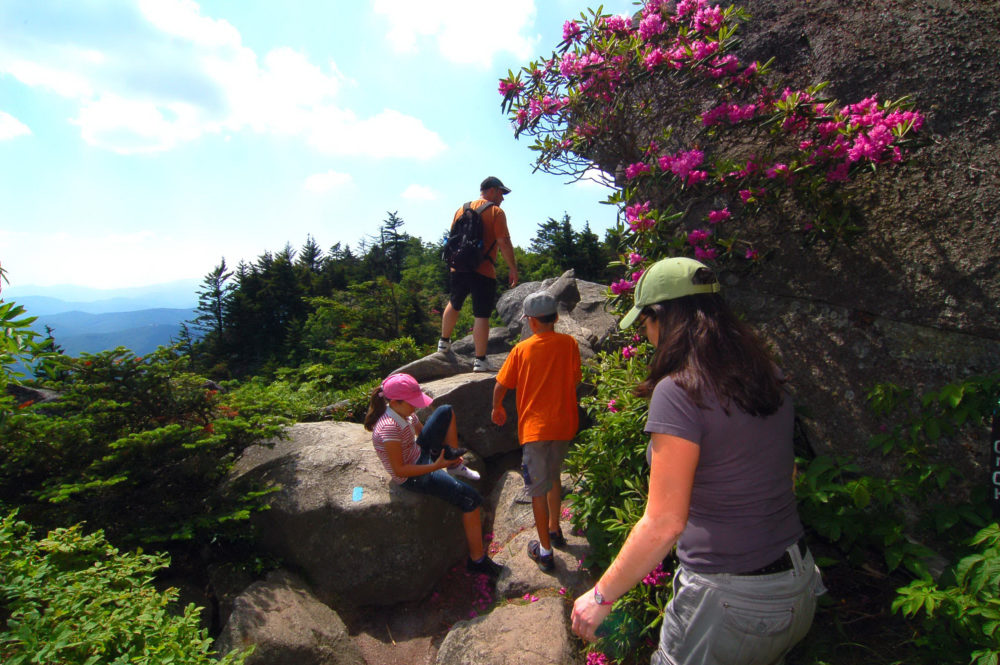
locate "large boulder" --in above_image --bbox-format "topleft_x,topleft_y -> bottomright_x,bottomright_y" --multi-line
229,422 -> 480,607
417,374 -> 520,458
215,570 -> 365,665
497,271 -> 618,355
434,597 -> 578,665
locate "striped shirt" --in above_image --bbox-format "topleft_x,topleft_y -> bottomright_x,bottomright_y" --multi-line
371,407 -> 421,484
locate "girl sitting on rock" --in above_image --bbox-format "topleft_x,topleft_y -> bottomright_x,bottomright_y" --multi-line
364,373 -> 502,578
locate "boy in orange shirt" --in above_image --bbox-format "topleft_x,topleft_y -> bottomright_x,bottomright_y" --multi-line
491,291 -> 582,571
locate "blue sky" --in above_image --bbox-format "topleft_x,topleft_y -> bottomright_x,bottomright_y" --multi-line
0,0 -> 635,292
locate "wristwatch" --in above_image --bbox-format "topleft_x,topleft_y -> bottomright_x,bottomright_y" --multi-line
594,585 -> 614,606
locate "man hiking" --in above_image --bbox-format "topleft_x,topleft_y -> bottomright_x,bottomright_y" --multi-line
438,176 -> 519,373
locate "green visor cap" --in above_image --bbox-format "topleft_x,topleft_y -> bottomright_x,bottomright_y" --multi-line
619,257 -> 721,329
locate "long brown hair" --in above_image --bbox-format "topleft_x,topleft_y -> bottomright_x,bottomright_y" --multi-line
363,386 -> 387,431
635,270 -> 784,417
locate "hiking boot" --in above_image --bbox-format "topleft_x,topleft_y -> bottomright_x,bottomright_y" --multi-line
472,357 -> 491,373
527,540 -> 555,572
437,339 -> 451,353
467,555 -> 503,578
549,528 -> 567,548
448,463 -> 481,481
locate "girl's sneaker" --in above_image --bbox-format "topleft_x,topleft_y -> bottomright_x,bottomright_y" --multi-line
448,463 -> 481,481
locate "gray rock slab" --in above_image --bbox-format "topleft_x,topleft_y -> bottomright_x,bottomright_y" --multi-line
229,422 -> 472,607
215,570 -> 365,665
495,529 -> 595,601
434,596 -> 578,665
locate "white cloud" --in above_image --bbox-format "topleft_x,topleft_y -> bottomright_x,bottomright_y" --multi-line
401,184 -> 438,201
0,229 -> 206,289
303,170 -> 354,193
572,167 -> 615,190
373,0 -> 538,67
0,111 -> 31,140
0,0 -> 446,157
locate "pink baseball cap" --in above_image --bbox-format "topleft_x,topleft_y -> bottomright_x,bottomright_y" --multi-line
381,373 -> 434,408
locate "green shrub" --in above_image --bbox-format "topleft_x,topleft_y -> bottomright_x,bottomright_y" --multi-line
0,346 -> 284,549
0,512 -> 249,665
893,523 -> 1000,665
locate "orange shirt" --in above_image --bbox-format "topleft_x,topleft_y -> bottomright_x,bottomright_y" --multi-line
451,197 -> 510,280
496,330 -> 581,444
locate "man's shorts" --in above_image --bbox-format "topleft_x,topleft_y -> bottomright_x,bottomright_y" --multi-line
449,271 -> 497,319
520,440 -> 570,497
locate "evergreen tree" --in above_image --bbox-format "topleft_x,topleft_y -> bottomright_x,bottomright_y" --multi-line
193,259 -> 234,341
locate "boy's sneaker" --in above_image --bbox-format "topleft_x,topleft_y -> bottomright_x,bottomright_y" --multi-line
467,555 -> 503,578
436,339 -> 451,353
549,528 -> 567,548
472,357 -> 491,373
448,463 -> 481,481
527,540 -> 555,572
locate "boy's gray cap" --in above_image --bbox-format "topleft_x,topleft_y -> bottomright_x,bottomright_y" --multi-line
522,291 -> 557,318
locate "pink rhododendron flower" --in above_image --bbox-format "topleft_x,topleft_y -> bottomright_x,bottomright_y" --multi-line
559,587 -> 568,595
628,252 -> 644,265
622,346 -> 637,359
687,229 -> 710,245
610,279 -> 634,295
639,13 -> 665,40
708,207 -> 731,223
563,20 -> 582,42
642,563 -> 672,585
625,201 -> 652,221
691,40 -> 719,60
659,148 -> 704,182
607,399 -> 619,412
498,79 -> 524,96
625,161 -> 651,179
739,189 -> 753,204
694,246 -> 718,260
586,652 -> 610,665
604,14 -> 632,33
693,5 -> 724,32
766,163 -> 789,179
745,248 -> 759,260
643,47 -> 667,70
559,52 -> 583,78
686,170 -> 708,186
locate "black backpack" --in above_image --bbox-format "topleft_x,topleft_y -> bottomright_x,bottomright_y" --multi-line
442,201 -> 496,272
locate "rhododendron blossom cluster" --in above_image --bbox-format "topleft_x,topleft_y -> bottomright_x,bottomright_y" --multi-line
501,0 -> 923,342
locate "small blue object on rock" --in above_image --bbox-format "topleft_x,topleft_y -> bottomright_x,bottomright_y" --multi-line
352,486 -> 363,502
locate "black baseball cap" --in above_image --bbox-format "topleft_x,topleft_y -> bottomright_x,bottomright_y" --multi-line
480,176 -> 511,194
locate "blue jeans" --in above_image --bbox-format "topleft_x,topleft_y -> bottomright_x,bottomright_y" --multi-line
400,405 -> 482,513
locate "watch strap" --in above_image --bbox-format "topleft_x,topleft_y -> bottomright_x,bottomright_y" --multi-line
594,585 -> 614,606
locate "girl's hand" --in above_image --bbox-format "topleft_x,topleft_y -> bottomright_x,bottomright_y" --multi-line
433,449 -> 450,470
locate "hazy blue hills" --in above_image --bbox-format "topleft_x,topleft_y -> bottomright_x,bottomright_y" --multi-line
34,309 -> 198,357
5,279 -> 201,358
7,278 -> 200,315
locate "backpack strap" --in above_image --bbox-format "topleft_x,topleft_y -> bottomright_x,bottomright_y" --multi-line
475,201 -> 497,265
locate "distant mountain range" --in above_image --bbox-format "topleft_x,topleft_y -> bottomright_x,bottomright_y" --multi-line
4,279 -> 201,358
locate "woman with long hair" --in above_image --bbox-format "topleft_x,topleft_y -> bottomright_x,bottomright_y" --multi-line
571,257 -> 824,664
364,372 -> 502,578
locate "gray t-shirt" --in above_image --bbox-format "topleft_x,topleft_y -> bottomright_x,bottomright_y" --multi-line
646,376 -> 802,573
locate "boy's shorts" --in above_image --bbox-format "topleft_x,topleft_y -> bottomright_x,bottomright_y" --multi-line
520,440 -> 570,497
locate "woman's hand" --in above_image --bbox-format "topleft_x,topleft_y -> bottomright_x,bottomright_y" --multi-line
571,587 -> 613,642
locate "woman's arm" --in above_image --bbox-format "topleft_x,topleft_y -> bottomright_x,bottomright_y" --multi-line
383,438 -> 447,478
571,433 -> 700,642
